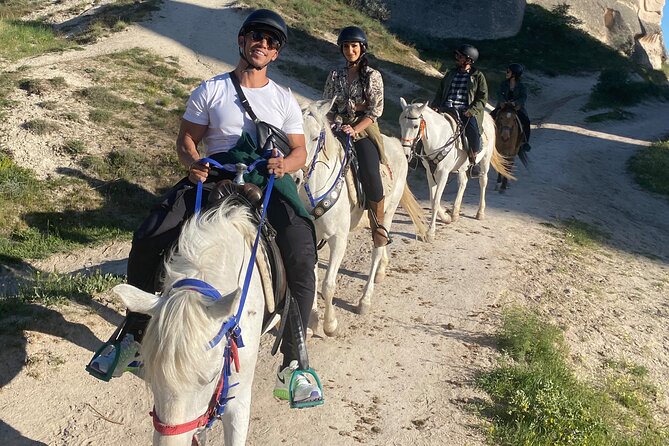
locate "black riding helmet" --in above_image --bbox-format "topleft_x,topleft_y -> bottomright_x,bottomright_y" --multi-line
455,44 -> 479,63
508,63 -> 524,78
337,26 -> 368,51
238,9 -> 288,50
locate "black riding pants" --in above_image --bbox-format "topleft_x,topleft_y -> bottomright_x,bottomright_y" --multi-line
123,177 -> 317,367
517,110 -> 531,142
353,137 -> 383,202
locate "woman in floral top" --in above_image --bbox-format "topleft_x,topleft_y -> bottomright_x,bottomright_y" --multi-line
323,26 -> 389,247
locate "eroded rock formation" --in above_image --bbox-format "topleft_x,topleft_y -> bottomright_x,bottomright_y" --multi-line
528,0 -> 666,69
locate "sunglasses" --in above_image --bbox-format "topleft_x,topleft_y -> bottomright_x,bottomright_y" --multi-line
248,31 -> 281,50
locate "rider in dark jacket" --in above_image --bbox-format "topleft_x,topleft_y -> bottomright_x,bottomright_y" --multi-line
492,63 -> 531,151
432,44 -> 488,178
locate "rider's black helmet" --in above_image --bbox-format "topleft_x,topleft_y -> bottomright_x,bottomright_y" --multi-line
337,26 -> 368,51
239,9 -> 288,50
508,63 -> 524,78
455,44 -> 479,63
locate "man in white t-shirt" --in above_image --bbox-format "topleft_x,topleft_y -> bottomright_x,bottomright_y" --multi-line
89,9 -> 322,405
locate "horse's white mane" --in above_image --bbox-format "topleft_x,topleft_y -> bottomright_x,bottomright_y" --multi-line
141,200 -> 257,389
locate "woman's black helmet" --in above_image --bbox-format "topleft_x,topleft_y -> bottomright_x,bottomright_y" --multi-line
455,44 -> 479,63
239,9 -> 288,50
508,63 -> 524,78
337,26 -> 368,50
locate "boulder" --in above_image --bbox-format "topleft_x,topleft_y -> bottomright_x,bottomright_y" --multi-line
528,0 -> 667,69
384,0 -> 526,40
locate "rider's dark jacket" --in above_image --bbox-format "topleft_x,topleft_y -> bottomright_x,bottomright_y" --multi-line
496,79 -> 528,115
432,66 -> 488,131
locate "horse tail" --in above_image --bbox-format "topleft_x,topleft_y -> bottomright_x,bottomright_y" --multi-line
400,184 -> 428,241
491,141 -> 516,180
518,148 -> 531,170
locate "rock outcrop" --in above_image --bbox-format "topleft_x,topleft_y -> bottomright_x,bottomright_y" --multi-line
381,0 -> 666,70
384,0 -> 526,40
528,0 -> 667,69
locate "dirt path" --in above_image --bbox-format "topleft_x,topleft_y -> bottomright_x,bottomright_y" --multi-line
1,2 -> 669,445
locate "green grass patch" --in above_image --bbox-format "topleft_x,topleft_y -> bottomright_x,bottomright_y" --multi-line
585,108 -> 635,123
62,139 -> 86,155
89,108 -> 113,124
24,118 -> 60,135
477,308 -> 668,446
69,0 -> 162,44
77,86 -> 136,111
0,19 -> 73,61
0,153 -> 154,262
585,69 -> 669,110
0,270 -> 124,316
627,139 -> 669,199
558,218 -> 610,248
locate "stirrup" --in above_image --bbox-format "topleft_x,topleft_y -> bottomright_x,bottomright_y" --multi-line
86,330 -> 141,382
373,225 -> 392,247
289,368 -> 325,409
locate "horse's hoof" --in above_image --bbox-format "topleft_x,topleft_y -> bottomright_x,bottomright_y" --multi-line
476,212 -> 485,220
494,183 -> 500,191
426,232 -> 435,243
452,213 -> 460,222
323,320 -> 339,337
357,301 -> 371,315
374,270 -> 386,283
438,210 -> 450,223
499,188 -> 506,194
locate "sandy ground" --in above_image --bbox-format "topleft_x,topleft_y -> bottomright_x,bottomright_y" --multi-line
1,1 -> 669,445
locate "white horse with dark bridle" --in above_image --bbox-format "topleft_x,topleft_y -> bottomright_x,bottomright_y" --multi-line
398,98 -> 512,241
113,201 -> 265,446
300,99 -> 427,335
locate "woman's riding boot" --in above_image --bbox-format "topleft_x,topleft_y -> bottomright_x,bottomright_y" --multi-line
368,197 -> 390,248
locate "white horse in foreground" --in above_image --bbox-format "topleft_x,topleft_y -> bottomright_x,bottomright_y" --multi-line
114,202 -> 264,446
399,98 -> 512,241
300,99 -> 427,335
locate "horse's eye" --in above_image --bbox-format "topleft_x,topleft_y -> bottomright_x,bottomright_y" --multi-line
312,137 -> 319,142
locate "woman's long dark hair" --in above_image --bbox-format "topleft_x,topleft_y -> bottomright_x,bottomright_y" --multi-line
358,53 -> 370,102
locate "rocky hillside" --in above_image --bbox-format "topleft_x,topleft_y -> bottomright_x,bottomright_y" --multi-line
381,0 -> 666,70
529,0 -> 667,69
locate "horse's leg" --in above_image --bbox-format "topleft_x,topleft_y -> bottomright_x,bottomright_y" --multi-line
221,385 -> 252,446
358,246 -> 384,314
374,243 -> 390,284
476,157 -> 490,220
322,233 -> 348,336
495,172 -> 502,191
424,168 -> 439,242
374,190 -> 402,283
451,170 -> 468,221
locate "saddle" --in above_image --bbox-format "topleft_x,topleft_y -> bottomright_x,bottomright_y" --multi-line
438,107 -> 470,153
206,180 -> 288,336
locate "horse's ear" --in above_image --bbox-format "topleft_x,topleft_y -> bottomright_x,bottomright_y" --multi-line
400,97 -> 408,108
207,287 -> 242,321
317,97 -> 335,118
113,284 -> 161,317
419,102 -> 430,115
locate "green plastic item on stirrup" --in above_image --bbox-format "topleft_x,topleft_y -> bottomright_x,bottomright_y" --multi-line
288,368 -> 325,409
86,339 -> 122,382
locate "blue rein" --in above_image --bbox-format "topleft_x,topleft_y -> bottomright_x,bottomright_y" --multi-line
171,155 -> 277,426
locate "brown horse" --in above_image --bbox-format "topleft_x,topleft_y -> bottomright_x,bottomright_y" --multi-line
494,104 -> 527,192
